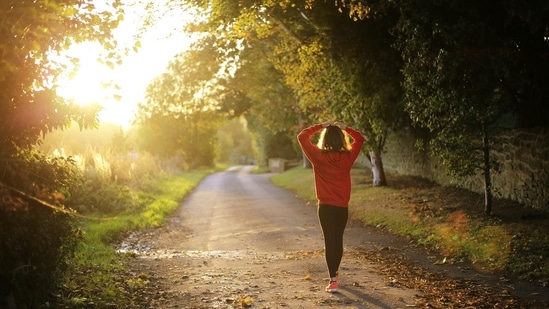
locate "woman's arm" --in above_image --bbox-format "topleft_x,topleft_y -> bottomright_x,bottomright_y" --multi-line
334,121 -> 366,154
297,123 -> 324,162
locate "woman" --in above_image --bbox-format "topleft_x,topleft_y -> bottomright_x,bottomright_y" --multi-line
297,120 -> 365,293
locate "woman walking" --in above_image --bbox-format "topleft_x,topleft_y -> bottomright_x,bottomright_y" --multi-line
297,121 -> 365,293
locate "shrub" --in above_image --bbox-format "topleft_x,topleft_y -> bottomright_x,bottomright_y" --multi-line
69,178 -> 141,214
0,202 -> 81,308
0,149 -> 82,308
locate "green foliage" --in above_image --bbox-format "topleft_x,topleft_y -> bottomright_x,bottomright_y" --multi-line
70,179 -> 141,215
266,131 -> 300,160
136,112 -> 219,168
1,148 -> 79,196
0,146 -> 83,306
179,0 -> 548,191
55,170 -> 210,308
177,0 -> 408,184
234,45 -> 299,126
398,0 -> 549,155
1,0 -> 124,147
0,1 -> 125,305
223,44 -> 302,165
272,166 -> 549,285
136,46 -> 226,168
392,0 -> 549,213
1,134 -> 168,308
271,1 -> 406,152
248,124 -> 270,168
216,118 -> 255,164
0,205 -> 81,308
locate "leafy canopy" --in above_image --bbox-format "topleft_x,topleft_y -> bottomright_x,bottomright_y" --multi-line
0,0 -> 125,149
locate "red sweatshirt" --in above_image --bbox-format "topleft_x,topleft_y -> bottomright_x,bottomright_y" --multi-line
297,124 -> 365,208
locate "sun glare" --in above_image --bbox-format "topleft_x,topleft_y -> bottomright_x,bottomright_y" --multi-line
56,43 -> 115,106
55,0 -> 200,129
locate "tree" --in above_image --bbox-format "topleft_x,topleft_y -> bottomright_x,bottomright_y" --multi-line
309,1 -> 406,186
226,44 -> 304,167
183,0 -> 413,185
217,118 -> 254,164
166,26 -> 304,167
277,1 -> 407,186
1,0 -> 126,199
395,0 -> 549,215
181,0 -> 548,195
0,0 -> 124,306
1,0 -> 125,148
136,41 -> 225,168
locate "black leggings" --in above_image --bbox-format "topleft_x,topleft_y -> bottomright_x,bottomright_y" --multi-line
318,204 -> 348,278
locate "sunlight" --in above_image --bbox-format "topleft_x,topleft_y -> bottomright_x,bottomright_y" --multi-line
55,0 -> 200,128
56,42 -> 115,106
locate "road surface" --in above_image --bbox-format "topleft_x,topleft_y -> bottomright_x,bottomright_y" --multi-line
123,165 -> 548,308
124,166 -> 418,308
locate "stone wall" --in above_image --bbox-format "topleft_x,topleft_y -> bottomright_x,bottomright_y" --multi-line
380,127 -> 549,211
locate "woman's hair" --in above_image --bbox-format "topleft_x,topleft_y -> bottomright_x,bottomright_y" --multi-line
317,125 -> 351,153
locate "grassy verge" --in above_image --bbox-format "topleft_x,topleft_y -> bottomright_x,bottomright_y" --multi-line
56,169 -> 212,308
271,166 -> 549,287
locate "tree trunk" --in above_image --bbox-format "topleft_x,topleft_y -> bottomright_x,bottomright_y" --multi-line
302,152 -> 311,168
482,123 -> 493,216
369,149 -> 387,186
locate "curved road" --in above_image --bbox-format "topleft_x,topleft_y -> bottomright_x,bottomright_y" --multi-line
127,165 -> 417,308
125,166 -> 548,308
169,165 -> 322,253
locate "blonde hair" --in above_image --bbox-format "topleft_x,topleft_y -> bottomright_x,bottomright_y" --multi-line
317,125 -> 351,152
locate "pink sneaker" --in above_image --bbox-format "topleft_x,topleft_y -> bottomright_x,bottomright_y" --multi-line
325,273 -> 339,293
325,280 -> 338,293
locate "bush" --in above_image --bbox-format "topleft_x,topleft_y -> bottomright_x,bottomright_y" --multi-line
0,204 -> 80,308
0,144 -> 178,307
69,178 -> 142,215
0,148 -> 82,308
68,149 -> 157,215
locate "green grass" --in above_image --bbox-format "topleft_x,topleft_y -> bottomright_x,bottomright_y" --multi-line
270,166 -> 549,286
81,171 -> 208,256
270,166 -> 316,201
58,169 -> 211,308
57,164 -> 547,308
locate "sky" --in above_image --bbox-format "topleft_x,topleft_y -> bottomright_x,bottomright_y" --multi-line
56,0 -> 199,128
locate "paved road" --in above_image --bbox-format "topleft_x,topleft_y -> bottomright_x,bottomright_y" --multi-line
127,165 -> 418,308
168,165 -> 322,253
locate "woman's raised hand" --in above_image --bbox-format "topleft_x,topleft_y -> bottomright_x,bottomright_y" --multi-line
334,121 -> 347,130
321,121 -> 333,128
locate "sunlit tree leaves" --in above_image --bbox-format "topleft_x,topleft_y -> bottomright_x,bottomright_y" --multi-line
174,0 -> 548,195
1,0 -> 124,149
189,0 -> 406,185
136,42 -> 225,168
1,0 -> 125,205
228,45 -> 302,165
0,0 -> 125,214
0,0 -> 124,306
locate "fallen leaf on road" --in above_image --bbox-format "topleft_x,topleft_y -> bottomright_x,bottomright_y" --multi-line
433,257 -> 447,265
233,294 -> 254,307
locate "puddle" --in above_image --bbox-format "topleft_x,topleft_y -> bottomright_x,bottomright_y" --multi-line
118,246 -> 286,260
118,232 -> 322,260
